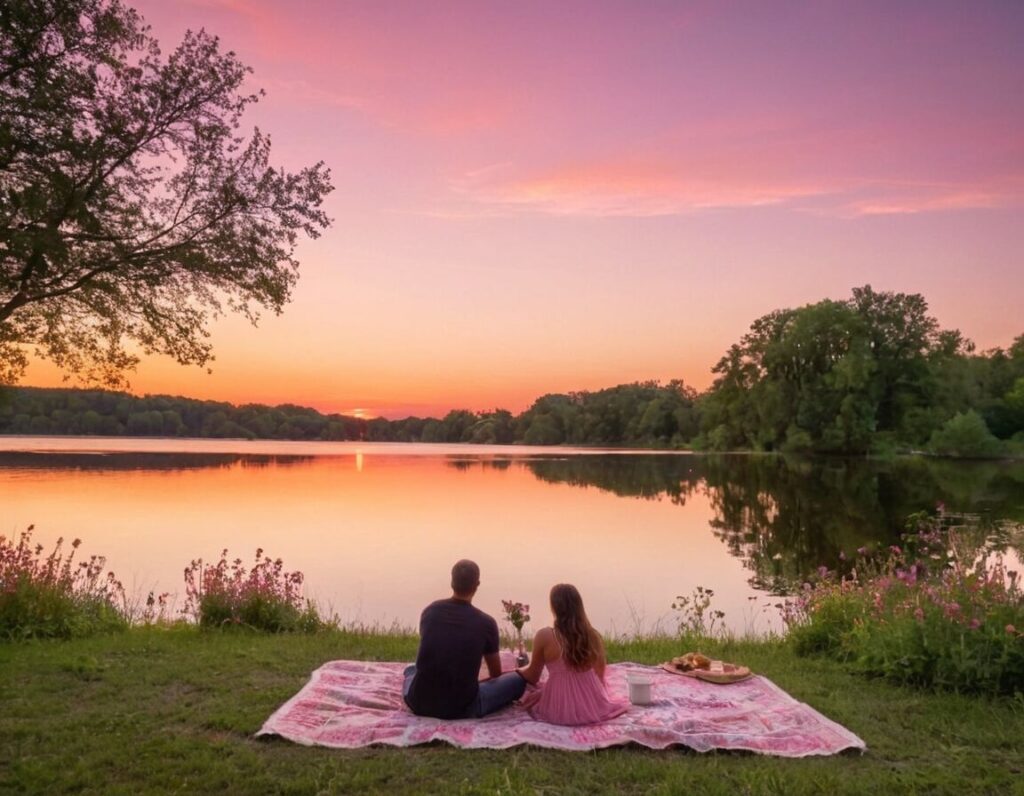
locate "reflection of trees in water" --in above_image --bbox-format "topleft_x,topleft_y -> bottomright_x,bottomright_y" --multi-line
0,452 -> 316,472
515,455 -> 703,505
500,453 -> 1024,594
702,456 -> 892,593
445,457 -> 515,472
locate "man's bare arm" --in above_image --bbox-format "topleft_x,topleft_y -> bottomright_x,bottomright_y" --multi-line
483,652 -> 503,679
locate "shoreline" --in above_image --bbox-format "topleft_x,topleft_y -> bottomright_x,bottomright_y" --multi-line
1,433 -> 1022,461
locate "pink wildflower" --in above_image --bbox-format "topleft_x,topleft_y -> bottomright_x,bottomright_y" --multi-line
1007,625 -> 1017,635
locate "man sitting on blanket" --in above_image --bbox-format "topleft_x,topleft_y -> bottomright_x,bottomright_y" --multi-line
403,559 -> 526,719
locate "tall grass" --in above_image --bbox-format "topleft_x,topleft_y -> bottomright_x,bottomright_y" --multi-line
0,526 -> 129,639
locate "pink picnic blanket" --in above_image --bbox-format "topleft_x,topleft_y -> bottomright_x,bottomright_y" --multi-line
256,660 -> 866,757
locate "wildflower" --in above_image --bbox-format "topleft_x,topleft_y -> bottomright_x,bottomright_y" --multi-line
889,545 -> 902,556
857,547 -> 868,556
1007,625 -> 1017,635
969,618 -> 981,630
914,607 -> 925,623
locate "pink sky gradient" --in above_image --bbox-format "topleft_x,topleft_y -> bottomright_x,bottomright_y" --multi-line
24,0 -> 1024,417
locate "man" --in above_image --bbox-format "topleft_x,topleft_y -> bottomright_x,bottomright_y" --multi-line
403,559 -> 526,719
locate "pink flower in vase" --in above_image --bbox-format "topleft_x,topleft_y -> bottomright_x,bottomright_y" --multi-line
502,599 -> 531,665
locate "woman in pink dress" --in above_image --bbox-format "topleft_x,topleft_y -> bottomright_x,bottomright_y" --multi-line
515,583 -> 629,726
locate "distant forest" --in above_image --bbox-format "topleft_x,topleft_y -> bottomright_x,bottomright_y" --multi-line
0,381 -> 699,448
2,287 -> 1023,457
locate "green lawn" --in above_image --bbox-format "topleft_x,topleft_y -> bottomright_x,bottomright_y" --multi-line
1,629 -> 1022,795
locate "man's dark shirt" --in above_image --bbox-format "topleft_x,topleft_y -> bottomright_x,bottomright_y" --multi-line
405,598 -> 500,719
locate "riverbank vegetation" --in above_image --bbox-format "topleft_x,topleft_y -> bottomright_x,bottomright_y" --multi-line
3,286 -> 1023,458
0,531 -> 333,640
182,549 -> 329,633
0,527 -> 128,640
784,511 -> 1024,695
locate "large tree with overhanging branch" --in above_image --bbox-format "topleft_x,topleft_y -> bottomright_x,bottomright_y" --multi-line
0,0 -> 333,385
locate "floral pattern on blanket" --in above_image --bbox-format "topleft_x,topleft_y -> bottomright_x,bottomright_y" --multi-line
256,660 -> 866,757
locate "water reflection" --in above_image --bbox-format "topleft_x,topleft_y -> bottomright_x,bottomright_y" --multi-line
3,442 -> 1023,631
470,454 -> 1024,593
0,451 -> 311,472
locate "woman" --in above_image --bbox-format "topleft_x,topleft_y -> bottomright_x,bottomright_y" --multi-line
516,583 -> 629,725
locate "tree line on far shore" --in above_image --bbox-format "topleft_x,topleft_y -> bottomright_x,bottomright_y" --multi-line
0,381 -> 698,449
2,286 -> 1023,457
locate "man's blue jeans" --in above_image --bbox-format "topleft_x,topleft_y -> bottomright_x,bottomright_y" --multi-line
403,664 -> 526,718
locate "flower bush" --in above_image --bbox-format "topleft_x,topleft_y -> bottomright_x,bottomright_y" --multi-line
183,548 -> 327,632
0,526 -> 128,639
785,511 -> 1024,695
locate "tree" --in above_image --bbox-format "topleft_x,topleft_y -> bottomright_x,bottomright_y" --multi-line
928,411 -> 1003,459
700,286 -> 969,454
523,414 -> 563,446
0,0 -> 333,384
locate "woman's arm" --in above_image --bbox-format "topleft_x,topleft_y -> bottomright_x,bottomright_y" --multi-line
516,628 -> 550,684
592,633 -> 607,683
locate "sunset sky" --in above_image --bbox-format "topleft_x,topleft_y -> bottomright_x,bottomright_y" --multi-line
26,0 -> 1024,418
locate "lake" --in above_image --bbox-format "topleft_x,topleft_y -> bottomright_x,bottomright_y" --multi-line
2,437 -> 1023,635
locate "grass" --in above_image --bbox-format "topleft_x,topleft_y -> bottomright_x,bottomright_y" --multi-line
1,629 -> 1023,795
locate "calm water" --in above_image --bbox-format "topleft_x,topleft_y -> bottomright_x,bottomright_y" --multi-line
3,437 -> 1023,634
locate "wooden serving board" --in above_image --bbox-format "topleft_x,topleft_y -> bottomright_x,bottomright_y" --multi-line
660,661 -> 752,684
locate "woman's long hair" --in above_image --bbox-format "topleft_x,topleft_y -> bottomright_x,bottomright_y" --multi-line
550,583 -> 603,671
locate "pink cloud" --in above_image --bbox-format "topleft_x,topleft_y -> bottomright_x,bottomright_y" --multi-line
448,114 -> 1024,219
834,180 -> 1023,217
454,158 -> 831,216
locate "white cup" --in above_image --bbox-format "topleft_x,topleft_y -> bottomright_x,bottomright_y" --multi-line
627,672 -> 652,705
